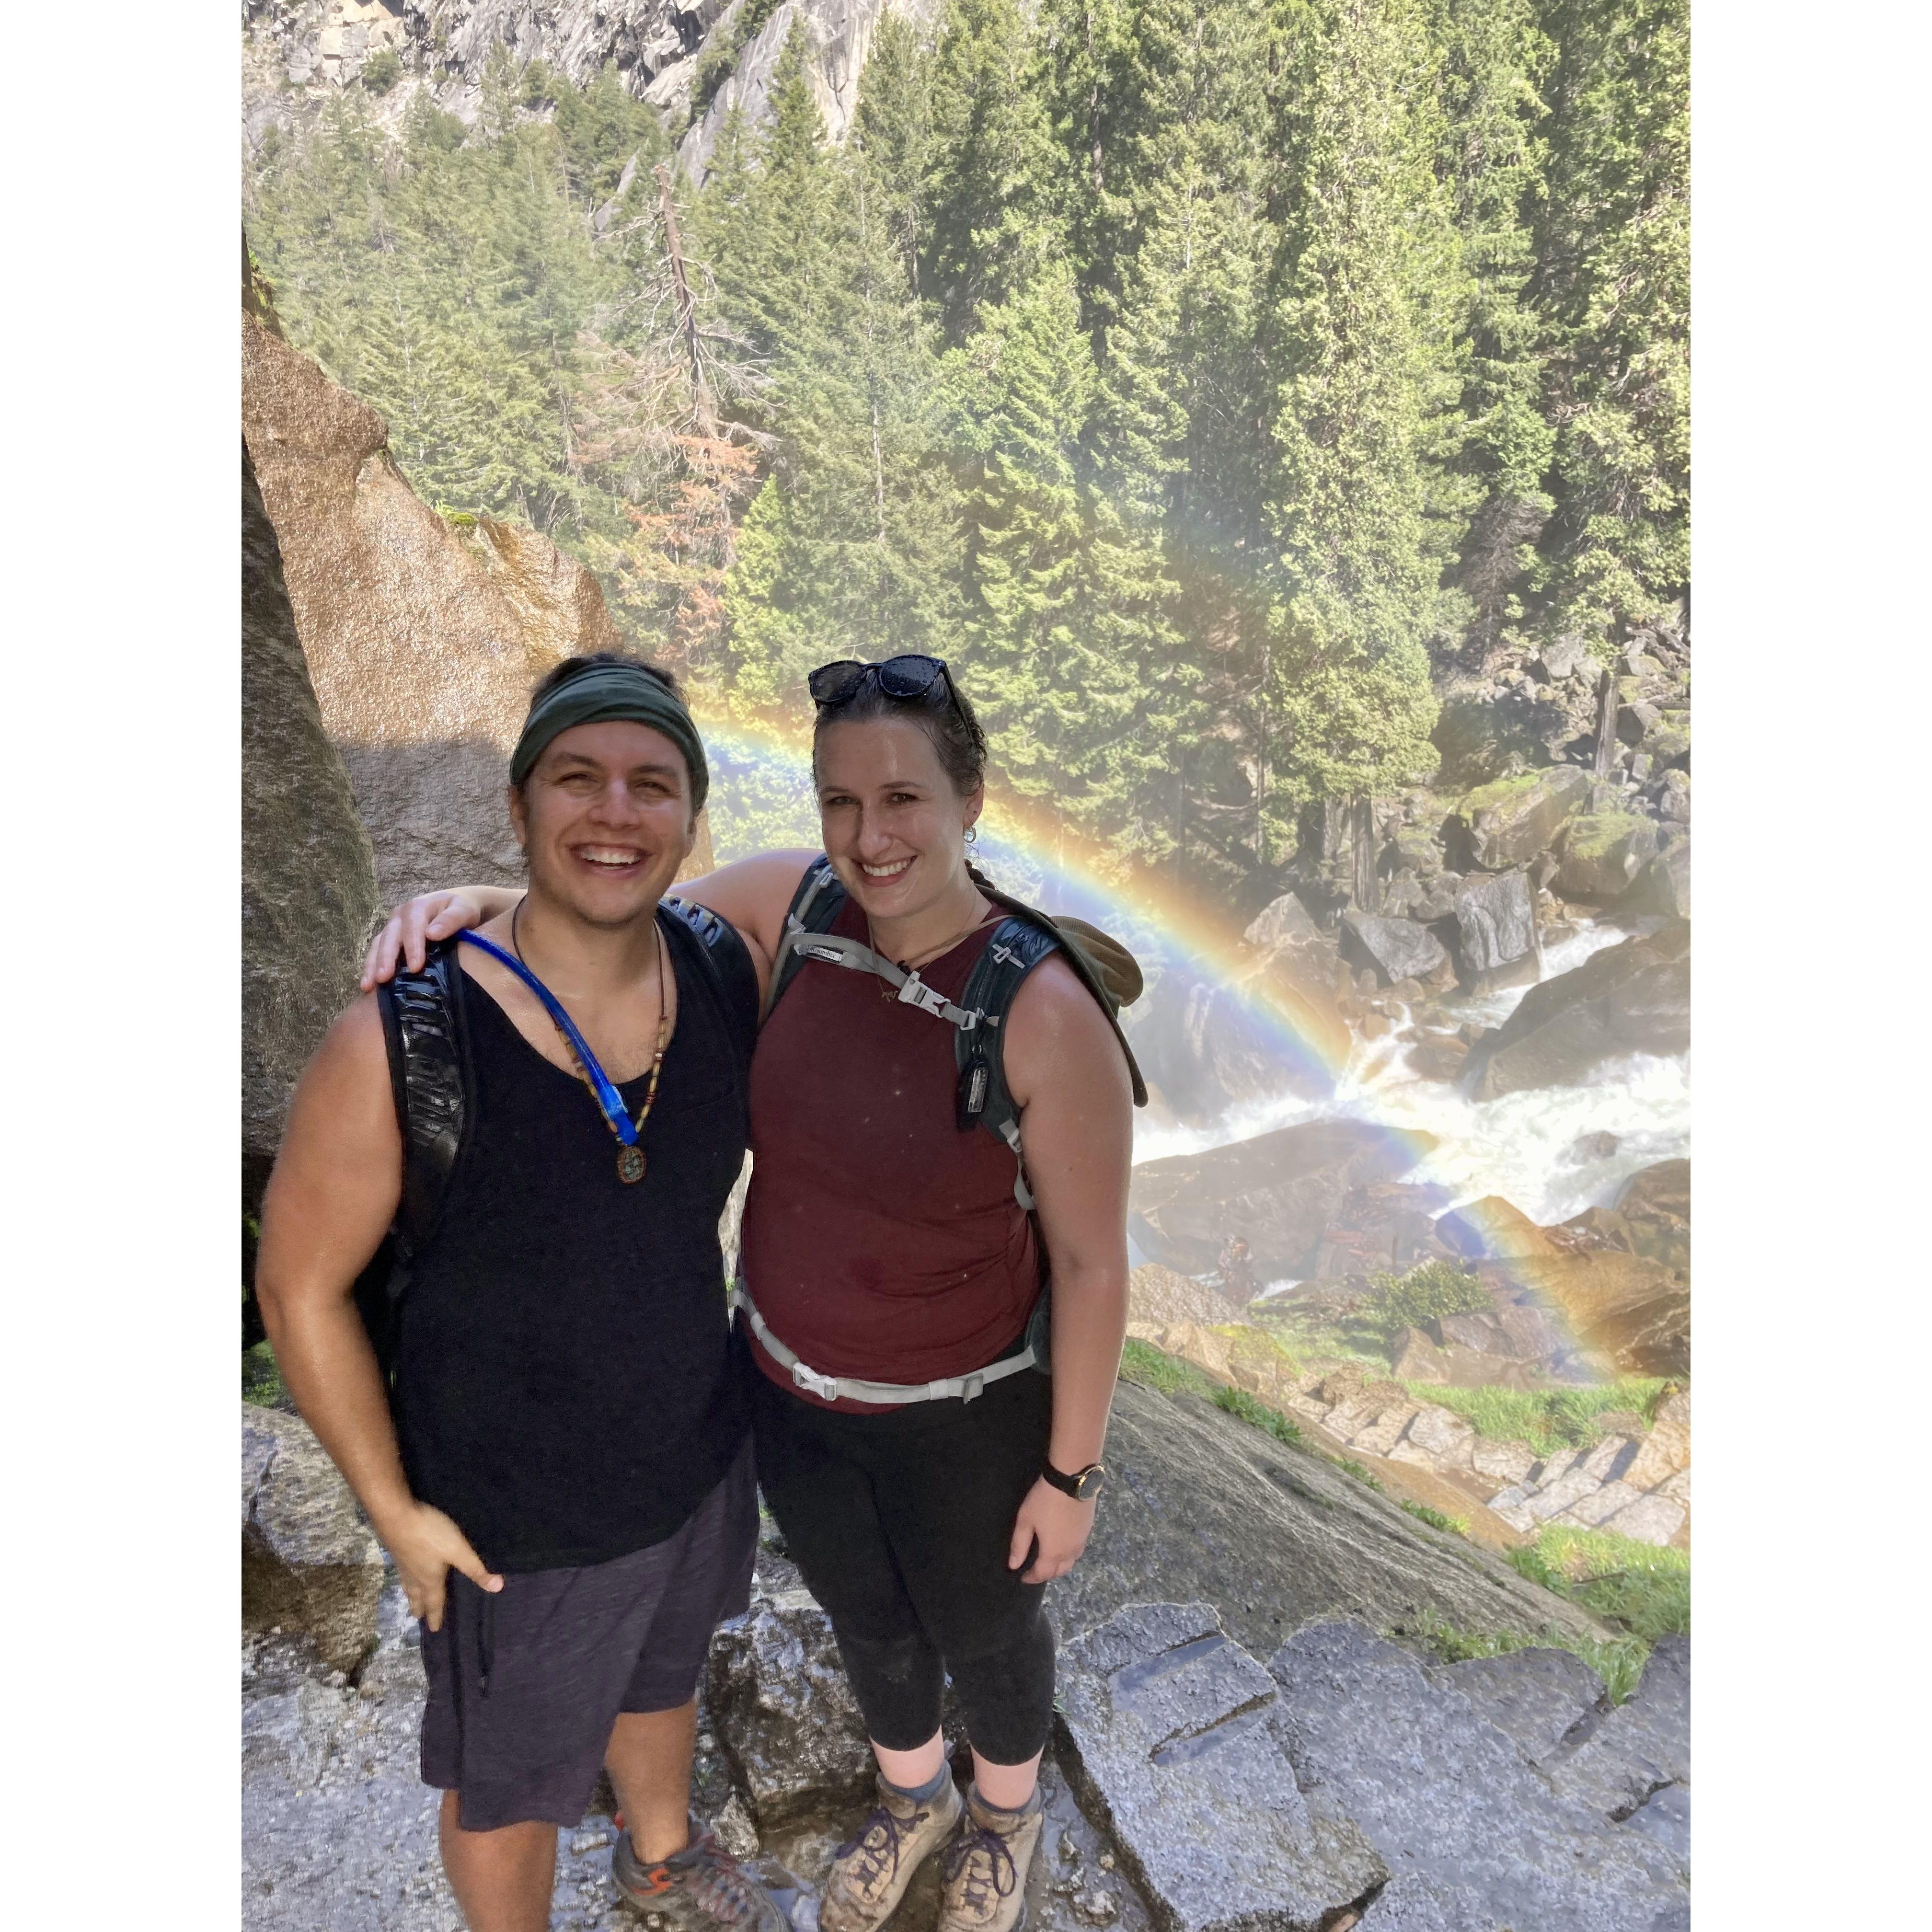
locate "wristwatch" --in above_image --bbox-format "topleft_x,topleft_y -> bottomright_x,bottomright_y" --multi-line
1041,1458 -> 1106,1503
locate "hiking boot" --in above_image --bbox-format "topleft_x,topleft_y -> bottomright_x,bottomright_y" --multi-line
936,1785 -> 1044,1932
819,1768 -> 966,1932
613,1819 -> 800,1932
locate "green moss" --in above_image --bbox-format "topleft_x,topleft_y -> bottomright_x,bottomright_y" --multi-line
1457,769 -> 1550,816
1397,1380 -> 1670,1458
1562,810 -> 1649,862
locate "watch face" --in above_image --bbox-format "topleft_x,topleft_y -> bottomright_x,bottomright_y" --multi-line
1074,1466 -> 1104,1502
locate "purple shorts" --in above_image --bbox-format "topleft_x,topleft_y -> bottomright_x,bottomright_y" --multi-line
420,1436 -> 756,1831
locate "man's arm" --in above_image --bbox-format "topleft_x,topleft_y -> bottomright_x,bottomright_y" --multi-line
361,852 -> 819,1007
255,995 -> 502,1629
998,957 -> 1135,1584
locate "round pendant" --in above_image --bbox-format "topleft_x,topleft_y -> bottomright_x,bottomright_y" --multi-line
617,1144 -> 646,1185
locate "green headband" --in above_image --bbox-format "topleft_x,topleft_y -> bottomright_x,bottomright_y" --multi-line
510,664 -> 710,814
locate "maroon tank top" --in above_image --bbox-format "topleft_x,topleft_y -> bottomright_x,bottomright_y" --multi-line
740,893 -> 1042,1411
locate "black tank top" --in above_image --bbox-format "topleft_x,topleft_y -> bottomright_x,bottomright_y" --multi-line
392,908 -> 752,1572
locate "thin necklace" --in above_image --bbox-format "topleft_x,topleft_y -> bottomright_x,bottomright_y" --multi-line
868,897 -> 1000,999
512,900 -> 670,1185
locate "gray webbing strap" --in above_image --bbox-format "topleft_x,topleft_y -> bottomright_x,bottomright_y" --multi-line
730,1282 -> 1034,1405
782,928 -> 985,1029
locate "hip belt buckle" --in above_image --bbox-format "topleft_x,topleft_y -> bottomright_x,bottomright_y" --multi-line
791,1359 -> 841,1402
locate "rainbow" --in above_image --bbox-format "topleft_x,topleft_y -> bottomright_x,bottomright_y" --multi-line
689,707 -> 1664,1374
692,710 -> 1352,1103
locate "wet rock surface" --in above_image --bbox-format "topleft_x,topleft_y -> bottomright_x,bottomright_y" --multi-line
242,1397 -> 1686,1932
1267,1622 -> 1687,1932
1463,922 -> 1690,1099
1128,1121 -> 1434,1281
1049,1382 -> 1605,1657
1056,1604 -> 1384,1932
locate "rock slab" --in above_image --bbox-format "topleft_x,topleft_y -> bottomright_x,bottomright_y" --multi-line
242,437 -> 380,1215
1268,1623 -> 1688,1931
1465,923 -> 1690,1100
242,1404 -> 386,1677
1056,1604 -> 1383,1932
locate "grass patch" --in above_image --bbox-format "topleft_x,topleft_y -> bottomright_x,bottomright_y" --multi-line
1119,1337 -> 1217,1398
1508,1525 -> 1689,1646
1211,1382 -> 1307,1449
1331,1456 -> 1385,1493
1398,1379 -> 1672,1457
1403,1612 -> 1652,1705
243,1340 -> 288,1409
1400,1499 -> 1470,1536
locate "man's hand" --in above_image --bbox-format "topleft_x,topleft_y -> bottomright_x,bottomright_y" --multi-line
360,889 -> 500,989
1006,1477 -> 1098,1585
379,1501 -> 504,1632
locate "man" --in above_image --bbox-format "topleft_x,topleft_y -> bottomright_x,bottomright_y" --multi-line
257,656 -> 783,1932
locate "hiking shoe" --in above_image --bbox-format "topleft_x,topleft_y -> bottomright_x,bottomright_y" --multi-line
819,1768 -> 966,1932
935,1785 -> 1044,1932
613,1820 -> 798,1932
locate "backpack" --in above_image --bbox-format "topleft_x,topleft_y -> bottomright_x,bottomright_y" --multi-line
352,899 -> 760,1383
763,857 -> 1147,1210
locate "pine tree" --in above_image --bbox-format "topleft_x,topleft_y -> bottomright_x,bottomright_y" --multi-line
1432,0 -> 1558,665
1258,0 -> 1466,816
1529,0 -> 1689,649
713,26 -> 965,710
946,265 -> 1198,866
921,0 -> 1063,341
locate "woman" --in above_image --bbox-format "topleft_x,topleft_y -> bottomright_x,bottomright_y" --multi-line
369,655 -> 1135,1932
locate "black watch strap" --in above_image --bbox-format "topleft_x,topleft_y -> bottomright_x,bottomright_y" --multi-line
1042,1459 -> 1105,1502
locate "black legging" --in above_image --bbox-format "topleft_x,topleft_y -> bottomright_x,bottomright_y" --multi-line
747,1346 -> 1056,1767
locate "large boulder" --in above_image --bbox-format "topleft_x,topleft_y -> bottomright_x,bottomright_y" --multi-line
1129,1120 -> 1435,1280
242,439 -> 381,1216
1504,1252 -> 1690,1379
1436,1196 -> 1557,1261
1056,1603 -> 1384,1932
1622,834 -> 1690,919
1453,766 -> 1590,871
706,1564 -> 876,1826
1050,1380 -> 1607,1659
1127,1264 -> 1244,1327
242,1405 -> 386,1677
242,315 -> 714,906
1339,912 -> 1449,988
1452,869 -> 1535,974
1556,812 -> 1660,902
1267,1623 -> 1688,1931
1464,923 -> 1690,1099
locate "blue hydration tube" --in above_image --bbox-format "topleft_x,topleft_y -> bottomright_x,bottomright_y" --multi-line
458,928 -> 640,1146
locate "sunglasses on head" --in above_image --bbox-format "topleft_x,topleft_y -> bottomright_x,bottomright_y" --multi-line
808,655 -> 958,711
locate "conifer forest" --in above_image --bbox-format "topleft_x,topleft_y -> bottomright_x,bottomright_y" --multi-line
244,0 -> 1688,900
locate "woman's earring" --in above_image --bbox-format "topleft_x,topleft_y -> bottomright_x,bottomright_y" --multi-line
964,825 -> 978,846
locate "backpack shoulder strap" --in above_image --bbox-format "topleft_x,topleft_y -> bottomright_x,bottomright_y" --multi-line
964,872 -> 1149,1108
374,939 -> 472,1254
661,897 -> 760,1062
764,856 -> 848,1018
954,917 -> 1061,1206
